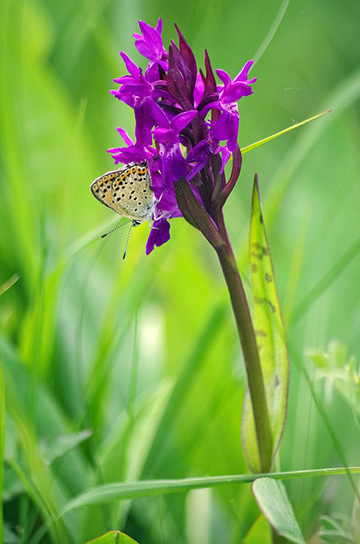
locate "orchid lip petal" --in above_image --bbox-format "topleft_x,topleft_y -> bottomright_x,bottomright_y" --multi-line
146,218 -> 170,254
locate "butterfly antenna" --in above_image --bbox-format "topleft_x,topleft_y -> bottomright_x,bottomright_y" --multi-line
122,222 -> 134,260
101,220 -> 131,239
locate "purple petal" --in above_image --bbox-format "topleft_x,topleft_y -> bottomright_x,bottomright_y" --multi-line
155,188 -> 182,218
144,99 -> 169,127
120,52 -> 141,78
110,91 -> 134,108
186,140 -> 211,180
212,112 -> 239,151
234,60 -> 254,82
153,127 -> 179,145
194,73 -> 205,108
161,145 -> 188,181
113,75 -> 139,84
219,146 -> 231,173
107,140 -> 156,165
221,82 -> 253,103
135,21 -> 164,61
170,110 -> 198,133
147,167 -> 163,194
117,83 -> 152,98
215,69 -> 231,87
146,218 -> 171,254
135,38 -> 157,61
155,18 -> 163,34
145,63 -> 161,82
115,127 -> 134,146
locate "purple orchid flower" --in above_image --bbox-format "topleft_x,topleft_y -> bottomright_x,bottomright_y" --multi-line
105,20 -> 256,253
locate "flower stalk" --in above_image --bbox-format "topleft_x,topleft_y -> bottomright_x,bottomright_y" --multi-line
215,232 -> 273,472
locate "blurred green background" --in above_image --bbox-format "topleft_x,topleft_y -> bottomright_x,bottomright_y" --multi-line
1,0 -> 360,542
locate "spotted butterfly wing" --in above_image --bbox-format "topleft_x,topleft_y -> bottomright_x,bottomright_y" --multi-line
91,162 -> 154,223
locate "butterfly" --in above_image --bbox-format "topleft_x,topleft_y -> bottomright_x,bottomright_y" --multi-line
91,162 -> 155,257
90,162 -> 155,226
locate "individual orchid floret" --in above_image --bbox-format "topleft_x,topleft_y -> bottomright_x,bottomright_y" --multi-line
134,18 -> 168,79
108,128 -> 156,165
152,110 -> 198,184
207,61 -> 256,166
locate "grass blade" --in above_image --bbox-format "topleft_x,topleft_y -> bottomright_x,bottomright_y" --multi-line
60,466 -> 360,515
0,361 -> 5,544
241,112 -> 330,155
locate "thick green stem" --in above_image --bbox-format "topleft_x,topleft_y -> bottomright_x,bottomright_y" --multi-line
215,237 -> 273,472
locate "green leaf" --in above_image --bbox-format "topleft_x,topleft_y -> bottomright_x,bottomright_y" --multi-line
242,176 -> 289,472
86,531 -> 139,544
0,361 -> 5,544
319,514 -> 356,543
243,514 -> 272,543
40,429 -> 92,465
252,478 -> 305,544
308,341 -> 360,426
0,273 -> 20,297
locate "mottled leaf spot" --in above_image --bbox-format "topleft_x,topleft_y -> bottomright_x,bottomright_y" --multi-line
254,296 -> 276,314
251,243 -> 263,260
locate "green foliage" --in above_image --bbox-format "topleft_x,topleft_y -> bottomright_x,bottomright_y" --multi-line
308,341 -> 360,426
0,362 -> 5,543
252,478 -> 305,544
1,0 -> 360,543
319,514 -> 359,543
242,178 -> 289,473
86,531 -> 139,544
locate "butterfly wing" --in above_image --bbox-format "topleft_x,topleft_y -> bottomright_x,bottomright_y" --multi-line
91,163 -> 154,222
110,163 -> 154,221
90,170 -> 126,216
